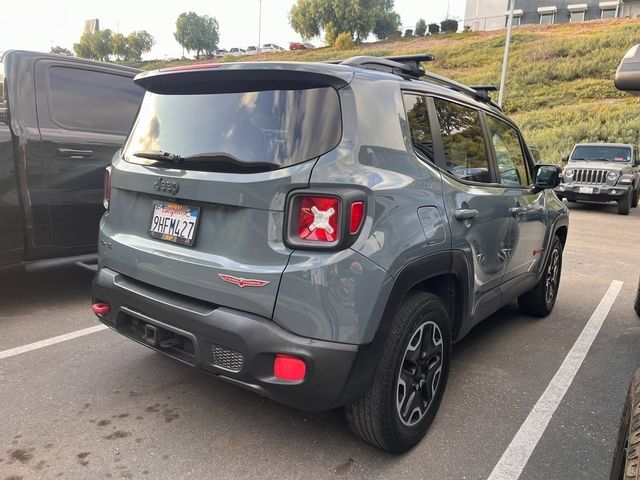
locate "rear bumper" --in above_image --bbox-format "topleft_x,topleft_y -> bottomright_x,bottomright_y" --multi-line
555,184 -> 630,202
92,267 -> 360,411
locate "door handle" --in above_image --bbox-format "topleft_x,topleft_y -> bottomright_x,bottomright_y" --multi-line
454,208 -> 479,221
509,207 -> 527,217
56,148 -> 94,158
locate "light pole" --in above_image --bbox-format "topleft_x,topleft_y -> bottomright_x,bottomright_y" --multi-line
498,0 -> 516,107
446,0 -> 451,19
258,0 -> 262,51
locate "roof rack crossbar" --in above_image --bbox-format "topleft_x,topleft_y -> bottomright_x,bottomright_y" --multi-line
328,53 -> 434,79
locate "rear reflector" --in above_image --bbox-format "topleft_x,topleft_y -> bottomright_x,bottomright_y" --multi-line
103,167 -> 111,210
298,196 -> 340,243
91,302 -> 111,316
274,354 -> 306,382
349,201 -> 365,234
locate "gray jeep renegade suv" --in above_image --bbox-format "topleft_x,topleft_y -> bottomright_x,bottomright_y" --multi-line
92,55 -> 569,452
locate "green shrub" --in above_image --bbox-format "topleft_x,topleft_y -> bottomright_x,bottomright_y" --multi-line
334,32 -> 354,51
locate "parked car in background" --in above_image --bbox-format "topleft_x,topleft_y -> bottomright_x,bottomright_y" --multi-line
215,49 -> 228,57
261,43 -> 285,53
92,54 -> 568,453
246,46 -> 258,55
0,50 -> 142,271
229,48 -> 246,57
289,42 -> 316,50
556,143 -> 640,215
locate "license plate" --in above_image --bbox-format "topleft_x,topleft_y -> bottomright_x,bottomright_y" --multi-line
578,186 -> 594,194
149,201 -> 200,246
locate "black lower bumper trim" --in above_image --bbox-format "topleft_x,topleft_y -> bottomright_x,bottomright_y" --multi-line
92,268 -> 360,411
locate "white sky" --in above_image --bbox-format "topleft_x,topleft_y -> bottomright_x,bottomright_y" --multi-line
1,0 -> 466,59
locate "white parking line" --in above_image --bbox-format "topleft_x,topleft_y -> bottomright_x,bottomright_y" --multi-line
488,279 -> 624,480
0,324 -> 108,360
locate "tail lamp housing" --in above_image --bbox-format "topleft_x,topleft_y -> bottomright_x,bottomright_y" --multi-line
285,189 -> 367,250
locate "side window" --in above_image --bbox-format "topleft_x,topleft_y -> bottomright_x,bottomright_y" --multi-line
433,98 -> 491,183
486,115 -> 530,187
48,66 -> 143,135
403,93 -> 434,162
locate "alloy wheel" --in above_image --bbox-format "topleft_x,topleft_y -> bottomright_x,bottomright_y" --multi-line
396,321 -> 444,427
545,248 -> 561,305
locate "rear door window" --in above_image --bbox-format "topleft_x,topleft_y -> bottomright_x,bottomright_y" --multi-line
403,93 -> 435,163
433,98 -> 492,184
124,86 -> 342,172
485,115 -> 530,187
48,66 -> 143,135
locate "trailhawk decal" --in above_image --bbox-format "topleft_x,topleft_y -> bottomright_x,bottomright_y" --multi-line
218,274 -> 270,288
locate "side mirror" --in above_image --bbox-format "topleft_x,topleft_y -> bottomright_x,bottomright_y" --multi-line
534,164 -> 561,189
562,155 -> 569,163
615,44 -> 640,95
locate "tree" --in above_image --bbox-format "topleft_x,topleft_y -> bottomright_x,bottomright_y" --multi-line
415,19 -> 427,37
112,33 -> 129,60
174,12 -> 220,59
441,19 -> 459,34
73,28 -> 154,62
90,29 -> 113,62
50,46 -> 73,56
73,33 -> 96,59
289,0 -> 400,45
127,31 -> 155,61
428,23 -> 440,35
373,10 -> 401,40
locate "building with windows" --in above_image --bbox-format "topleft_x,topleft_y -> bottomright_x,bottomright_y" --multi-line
83,19 -> 99,35
464,0 -> 640,31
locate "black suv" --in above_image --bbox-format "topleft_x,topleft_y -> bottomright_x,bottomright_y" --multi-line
0,50 -> 142,270
92,54 -> 569,452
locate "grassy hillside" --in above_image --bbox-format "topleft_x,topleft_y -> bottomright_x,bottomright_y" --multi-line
132,19 -> 640,163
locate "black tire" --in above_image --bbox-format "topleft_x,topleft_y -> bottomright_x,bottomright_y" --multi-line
610,369 -> 640,480
518,236 -> 563,317
632,188 -> 639,208
345,292 -> 451,453
634,279 -> 640,318
619,191 -> 632,215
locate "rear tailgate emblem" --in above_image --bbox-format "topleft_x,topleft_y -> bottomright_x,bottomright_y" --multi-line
218,274 -> 269,288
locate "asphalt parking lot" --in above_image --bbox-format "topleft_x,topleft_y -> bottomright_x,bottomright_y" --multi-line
1,201 -> 639,480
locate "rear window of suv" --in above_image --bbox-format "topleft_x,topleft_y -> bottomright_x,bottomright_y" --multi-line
123,86 -> 342,172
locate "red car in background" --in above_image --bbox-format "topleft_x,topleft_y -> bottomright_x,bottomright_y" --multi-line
289,42 -> 315,50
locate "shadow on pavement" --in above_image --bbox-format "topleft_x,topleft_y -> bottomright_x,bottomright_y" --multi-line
0,265 -> 93,317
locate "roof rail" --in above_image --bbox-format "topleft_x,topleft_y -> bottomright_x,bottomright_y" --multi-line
424,72 -> 502,110
326,53 -> 501,109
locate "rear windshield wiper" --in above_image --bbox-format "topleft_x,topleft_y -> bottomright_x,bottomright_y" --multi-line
134,151 -> 280,173
133,150 -> 184,163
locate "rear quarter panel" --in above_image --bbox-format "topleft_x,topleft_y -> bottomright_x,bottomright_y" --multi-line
273,75 -> 452,344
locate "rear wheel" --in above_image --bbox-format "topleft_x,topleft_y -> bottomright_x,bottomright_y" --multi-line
618,190 -> 632,215
634,279 -> 640,318
610,369 -> 640,480
518,236 -> 563,317
345,292 -> 451,453
632,188 -> 639,208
